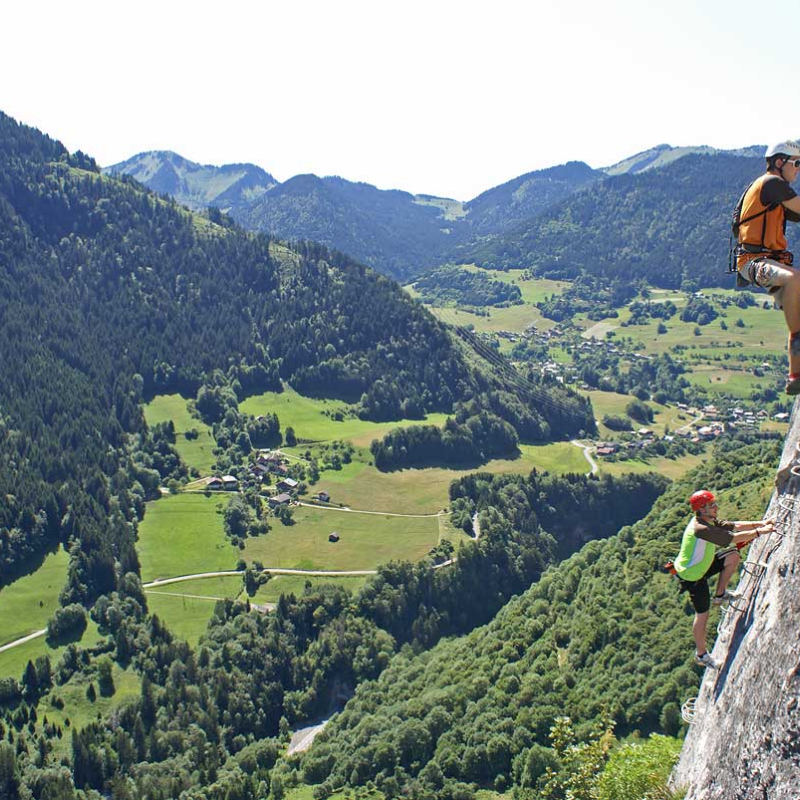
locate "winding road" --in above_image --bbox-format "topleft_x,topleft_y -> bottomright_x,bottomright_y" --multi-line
571,440 -> 599,475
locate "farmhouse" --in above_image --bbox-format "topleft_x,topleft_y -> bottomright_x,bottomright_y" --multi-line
278,477 -> 298,493
222,475 -> 239,490
207,477 -> 224,490
268,493 -> 292,508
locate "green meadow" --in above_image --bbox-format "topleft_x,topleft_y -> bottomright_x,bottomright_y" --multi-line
242,506 -> 441,571
239,385 -> 449,446
578,288 -> 786,360
0,546 -> 68,648
143,393 -> 217,473
306,442 -> 590,515
586,389 -> 689,439
250,574 -> 369,604
137,493 -> 238,582
36,660 -> 141,758
0,619 -> 106,682
145,575 -> 245,646
683,365 -> 773,397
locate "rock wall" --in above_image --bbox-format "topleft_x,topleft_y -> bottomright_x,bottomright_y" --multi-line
672,409 -> 800,799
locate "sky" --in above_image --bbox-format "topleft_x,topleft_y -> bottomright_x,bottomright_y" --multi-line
3,0 -> 800,201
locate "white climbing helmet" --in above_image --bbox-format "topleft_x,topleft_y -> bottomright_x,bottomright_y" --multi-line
765,140 -> 800,159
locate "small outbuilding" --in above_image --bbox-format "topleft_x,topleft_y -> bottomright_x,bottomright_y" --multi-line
329,532 -> 340,542
318,491 -> 331,503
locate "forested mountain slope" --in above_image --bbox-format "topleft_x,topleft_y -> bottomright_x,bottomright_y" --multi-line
236,174 -> 456,280
301,438 -> 778,797
466,153 -> 795,289
0,110 -> 591,597
459,161 -> 600,237
108,145 -> 776,285
602,142 -> 763,176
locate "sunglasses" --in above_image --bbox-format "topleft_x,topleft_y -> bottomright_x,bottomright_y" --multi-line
785,158 -> 800,168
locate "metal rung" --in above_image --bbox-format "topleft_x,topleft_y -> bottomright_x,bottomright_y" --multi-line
791,465 -> 800,478
742,561 -> 769,578
681,697 -> 698,724
778,495 -> 797,511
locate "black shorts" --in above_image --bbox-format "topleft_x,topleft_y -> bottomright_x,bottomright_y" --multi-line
680,549 -> 734,614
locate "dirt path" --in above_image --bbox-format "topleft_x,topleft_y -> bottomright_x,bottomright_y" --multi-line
571,440 -> 599,475
0,628 -> 47,654
142,567 -> 378,589
295,502 -> 441,518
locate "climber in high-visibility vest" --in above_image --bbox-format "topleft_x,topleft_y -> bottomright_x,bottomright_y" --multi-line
734,141 -> 800,394
674,490 -> 773,670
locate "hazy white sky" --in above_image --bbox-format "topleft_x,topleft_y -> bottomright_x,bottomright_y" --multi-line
3,0 -> 799,200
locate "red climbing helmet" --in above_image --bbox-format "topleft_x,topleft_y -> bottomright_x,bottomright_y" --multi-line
689,490 -> 716,512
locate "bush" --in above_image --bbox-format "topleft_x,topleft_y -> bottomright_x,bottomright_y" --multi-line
46,604 -> 87,645
602,414 -> 633,432
625,399 -> 654,424
597,735 -> 683,800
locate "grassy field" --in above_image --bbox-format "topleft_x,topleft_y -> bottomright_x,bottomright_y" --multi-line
137,493 -> 239,582
307,442 -> 591,515
597,451 -> 706,481
36,659 -> 141,758
0,547 -> 68,648
145,574 -> 373,646
683,365 -> 770,397
143,393 -> 217,473
579,289 -> 786,359
239,385 -> 448,445
0,619 -> 106,682
251,574 -> 369,604
585,389 -> 688,439
145,575 -> 245,646
242,506 -> 442,571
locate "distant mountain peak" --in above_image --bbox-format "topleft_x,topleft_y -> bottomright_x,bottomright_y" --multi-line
103,150 -> 277,211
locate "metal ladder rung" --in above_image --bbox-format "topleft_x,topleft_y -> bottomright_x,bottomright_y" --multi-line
681,697 -> 698,724
742,561 -> 769,578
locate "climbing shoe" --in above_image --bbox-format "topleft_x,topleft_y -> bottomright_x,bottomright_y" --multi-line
786,375 -> 800,396
694,651 -> 719,669
712,589 -> 739,606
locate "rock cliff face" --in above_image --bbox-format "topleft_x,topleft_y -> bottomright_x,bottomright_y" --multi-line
672,409 -> 800,799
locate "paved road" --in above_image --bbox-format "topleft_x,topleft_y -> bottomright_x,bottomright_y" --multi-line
288,719 -> 331,755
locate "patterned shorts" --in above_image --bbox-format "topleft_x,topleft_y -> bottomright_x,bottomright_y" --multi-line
739,257 -> 791,290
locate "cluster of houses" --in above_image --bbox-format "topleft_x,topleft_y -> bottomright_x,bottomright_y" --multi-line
249,450 -> 291,480
594,402 -> 789,460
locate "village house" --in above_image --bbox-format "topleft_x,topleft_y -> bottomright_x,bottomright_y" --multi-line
268,493 -> 292,508
207,477 -> 224,490
222,475 -> 238,491
277,477 -> 298,493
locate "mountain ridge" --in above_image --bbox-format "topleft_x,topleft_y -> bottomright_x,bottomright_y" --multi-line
106,142 -> 777,282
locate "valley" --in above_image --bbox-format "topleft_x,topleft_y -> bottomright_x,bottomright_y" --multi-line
0,107 -> 794,799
